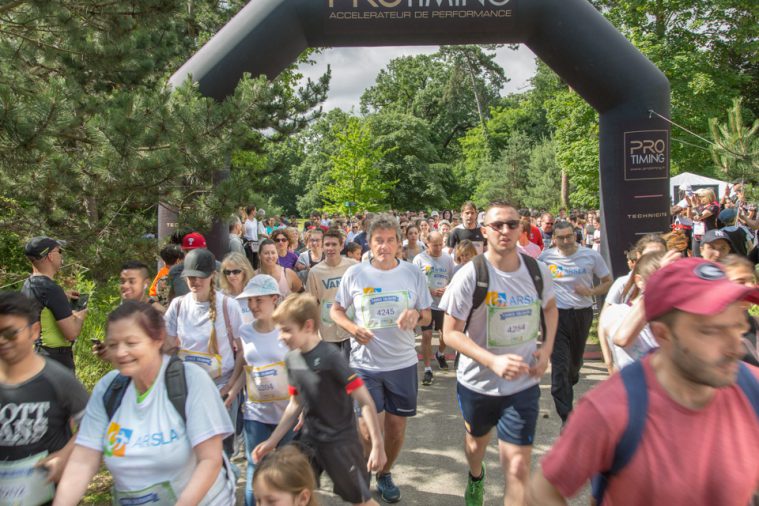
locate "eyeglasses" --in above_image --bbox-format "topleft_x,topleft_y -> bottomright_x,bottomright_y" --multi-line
223,269 -> 242,276
275,238 -> 289,243
0,324 -> 31,341
544,222 -> 555,226
485,220 -> 521,233
554,234 -> 575,242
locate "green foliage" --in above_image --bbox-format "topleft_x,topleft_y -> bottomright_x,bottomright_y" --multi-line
522,139 -> 562,211
471,131 -> 532,208
709,98 -> 759,183
73,279 -> 119,392
321,117 -> 396,213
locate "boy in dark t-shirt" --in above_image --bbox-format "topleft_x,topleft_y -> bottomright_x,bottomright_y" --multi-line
0,291 -> 89,504
253,294 -> 386,506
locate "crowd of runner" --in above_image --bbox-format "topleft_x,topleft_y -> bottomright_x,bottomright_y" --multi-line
1,190 -> 758,505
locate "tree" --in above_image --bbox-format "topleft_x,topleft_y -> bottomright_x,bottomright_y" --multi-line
709,98 -> 759,183
522,139 -> 562,211
320,117 -> 395,214
471,131 -> 532,208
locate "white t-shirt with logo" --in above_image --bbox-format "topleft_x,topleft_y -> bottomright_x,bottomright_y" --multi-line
439,255 -> 555,397
164,292 -> 242,386
412,251 -> 454,310
599,303 -> 658,369
76,355 -> 234,505
238,324 -> 289,424
335,260 -> 432,372
538,247 -> 610,309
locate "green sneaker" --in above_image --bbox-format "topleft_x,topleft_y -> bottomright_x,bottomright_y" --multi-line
465,463 -> 485,506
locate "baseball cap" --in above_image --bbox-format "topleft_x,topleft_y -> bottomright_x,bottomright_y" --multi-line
236,275 -> 281,299
718,208 -> 738,226
644,258 -> 759,321
431,211 -> 440,217
701,229 -> 735,251
24,237 -> 63,259
181,249 -> 216,278
182,232 -> 207,250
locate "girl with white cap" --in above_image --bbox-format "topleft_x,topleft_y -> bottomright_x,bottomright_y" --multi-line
225,274 -> 295,506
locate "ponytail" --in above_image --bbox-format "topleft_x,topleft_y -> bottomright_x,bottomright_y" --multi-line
208,284 -> 218,355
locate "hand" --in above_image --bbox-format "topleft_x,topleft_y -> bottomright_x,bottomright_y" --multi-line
433,287 -> 446,297
91,341 -> 108,360
353,326 -> 375,345
489,354 -> 529,380
574,284 -> 593,297
65,290 -> 80,300
252,440 -> 275,464
36,451 -> 65,483
293,412 -> 305,432
528,346 -> 550,378
74,308 -> 88,319
396,309 -> 420,330
660,249 -> 682,269
367,444 -> 387,473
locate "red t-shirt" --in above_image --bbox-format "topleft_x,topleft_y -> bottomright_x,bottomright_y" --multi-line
529,225 -> 544,250
541,355 -> 759,505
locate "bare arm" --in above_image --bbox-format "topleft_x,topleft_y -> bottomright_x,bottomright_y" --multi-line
52,445 -> 102,505
221,346 -> 245,401
612,297 -> 647,348
287,268 -> 303,293
37,433 -> 77,483
175,435 -> 224,506
526,466 -> 568,506
331,302 -> 375,345
351,385 -> 387,472
252,395 -> 302,463
56,310 -> 87,342
592,275 -> 613,297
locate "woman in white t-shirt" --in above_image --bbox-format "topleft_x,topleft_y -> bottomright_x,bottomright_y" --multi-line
220,252 -> 256,325
224,275 -> 295,506
54,301 -> 234,505
256,239 -> 302,297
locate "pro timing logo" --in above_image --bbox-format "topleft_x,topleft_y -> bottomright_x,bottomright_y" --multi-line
327,0 -> 514,20
329,0 -> 511,7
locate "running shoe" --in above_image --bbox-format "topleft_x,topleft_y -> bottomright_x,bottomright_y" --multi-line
422,370 -> 434,386
376,472 -> 401,503
465,463 -> 486,506
436,351 -> 449,370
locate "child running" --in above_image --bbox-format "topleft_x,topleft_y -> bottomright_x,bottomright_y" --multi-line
253,445 -> 318,506
253,293 -> 387,506
225,274 -> 295,506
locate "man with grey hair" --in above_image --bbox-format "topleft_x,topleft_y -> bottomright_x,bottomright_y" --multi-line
332,213 -> 432,503
228,216 -> 244,255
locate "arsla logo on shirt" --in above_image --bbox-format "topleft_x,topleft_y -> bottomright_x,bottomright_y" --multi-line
486,291 -> 536,307
548,264 -> 587,279
363,287 -> 382,294
106,422 -> 133,457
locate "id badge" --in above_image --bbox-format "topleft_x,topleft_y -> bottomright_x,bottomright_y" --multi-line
321,300 -> 334,324
178,349 -> 223,379
113,481 -> 177,505
360,291 -> 409,330
245,362 -> 289,402
0,452 -> 54,506
693,221 -> 705,237
486,301 -> 540,349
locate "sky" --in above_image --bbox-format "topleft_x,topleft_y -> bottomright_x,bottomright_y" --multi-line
297,44 -> 538,112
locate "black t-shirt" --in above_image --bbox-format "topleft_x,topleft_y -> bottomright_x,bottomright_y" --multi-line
0,359 -> 89,461
285,341 -> 360,443
698,203 -> 720,231
447,226 -> 485,254
20,276 -> 72,325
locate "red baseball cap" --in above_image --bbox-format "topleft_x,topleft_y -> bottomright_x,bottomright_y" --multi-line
644,257 -> 759,321
181,232 -> 206,250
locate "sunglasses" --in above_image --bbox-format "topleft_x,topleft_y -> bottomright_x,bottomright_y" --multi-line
485,220 -> 521,233
223,269 -> 242,276
0,324 -> 31,341
275,238 -> 289,243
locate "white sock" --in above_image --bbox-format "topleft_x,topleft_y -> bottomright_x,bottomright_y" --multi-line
425,366 -> 432,372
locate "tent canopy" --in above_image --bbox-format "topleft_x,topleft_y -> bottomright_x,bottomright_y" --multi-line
670,172 -> 728,203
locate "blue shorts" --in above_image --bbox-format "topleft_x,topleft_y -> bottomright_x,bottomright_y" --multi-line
456,382 -> 540,446
356,364 -> 418,417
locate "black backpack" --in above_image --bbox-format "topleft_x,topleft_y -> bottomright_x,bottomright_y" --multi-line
103,355 -> 188,422
465,253 -> 547,342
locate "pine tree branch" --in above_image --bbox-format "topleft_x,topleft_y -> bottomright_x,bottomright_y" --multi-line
0,0 -> 27,16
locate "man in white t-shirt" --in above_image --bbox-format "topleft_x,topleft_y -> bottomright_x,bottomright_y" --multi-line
413,231 -> 454,385
331,214 -> 432,504
539,221 -> 612,425
439,201 -> 558,506
243,206 -> 268,269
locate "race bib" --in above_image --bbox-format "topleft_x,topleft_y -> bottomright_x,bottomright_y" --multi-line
360,291 -> 410,330
113,481 -> 176,505
245,362 -> 289,403
427,271 -> 448,290
693,221 -> 705,237
178,349 -> 223,379
321,300 -> 335,325
0,452 -> 54,506
486,301 -> 541,349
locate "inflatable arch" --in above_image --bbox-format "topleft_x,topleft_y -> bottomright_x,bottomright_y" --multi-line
170,0 -> 671,276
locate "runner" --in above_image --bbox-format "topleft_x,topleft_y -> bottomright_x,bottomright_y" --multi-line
539,213 -> 555,248
244,206 -> 268,269
528,258 -> 759,506
256,239 -> 302,297
253,445 -> 318,506
295,228 -> 324,272
700,229 -> 735,262
413,231 -> 454,385
223,275 -> 294,506
229,217 -> 245,255
345,242 -> 363,262
402,224 -> 426,262
254,293 -> 387,506
167,232 -> 210,300
21,237 -> 87,372
453,240 -> 478,274
305,228 -> 357,361
55,301 -> 235,505
119,261 -> 164,313
0,291 -> 89,504
448,202 -> 485,256
440,201 -> 558,506
539,221 -> 612,424
149,244 -> 184,308
331,214 -> 432,503
220,252 -> 256,325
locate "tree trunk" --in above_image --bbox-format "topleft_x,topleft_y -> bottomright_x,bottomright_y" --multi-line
561,168 -> 569,208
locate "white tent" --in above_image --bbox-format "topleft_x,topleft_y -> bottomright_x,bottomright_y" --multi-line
670,172 -> 728,203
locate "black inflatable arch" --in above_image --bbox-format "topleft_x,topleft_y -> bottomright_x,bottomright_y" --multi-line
170,0 -> 671,277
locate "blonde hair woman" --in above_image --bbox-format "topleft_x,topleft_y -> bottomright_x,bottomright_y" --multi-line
687,187 -> 720,257
220,252 -> 255,324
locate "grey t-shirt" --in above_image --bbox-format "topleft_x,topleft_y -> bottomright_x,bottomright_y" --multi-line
538,246 -> 610,309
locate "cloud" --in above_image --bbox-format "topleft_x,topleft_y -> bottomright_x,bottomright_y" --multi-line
298,45 -> 537,113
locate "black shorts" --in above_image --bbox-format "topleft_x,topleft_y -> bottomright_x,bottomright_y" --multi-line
456,382 -> 540,445
421,309 -> 445,332
357,364 -> 418,417
299,436 -> 371,504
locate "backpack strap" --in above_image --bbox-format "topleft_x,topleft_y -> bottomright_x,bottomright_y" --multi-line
519,253 -> 547,343
591,360 -> 649,505
736,362 -> 759,421
465,254 -> 489,332
103,374 -> 132,421
221,295 -> 238,354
